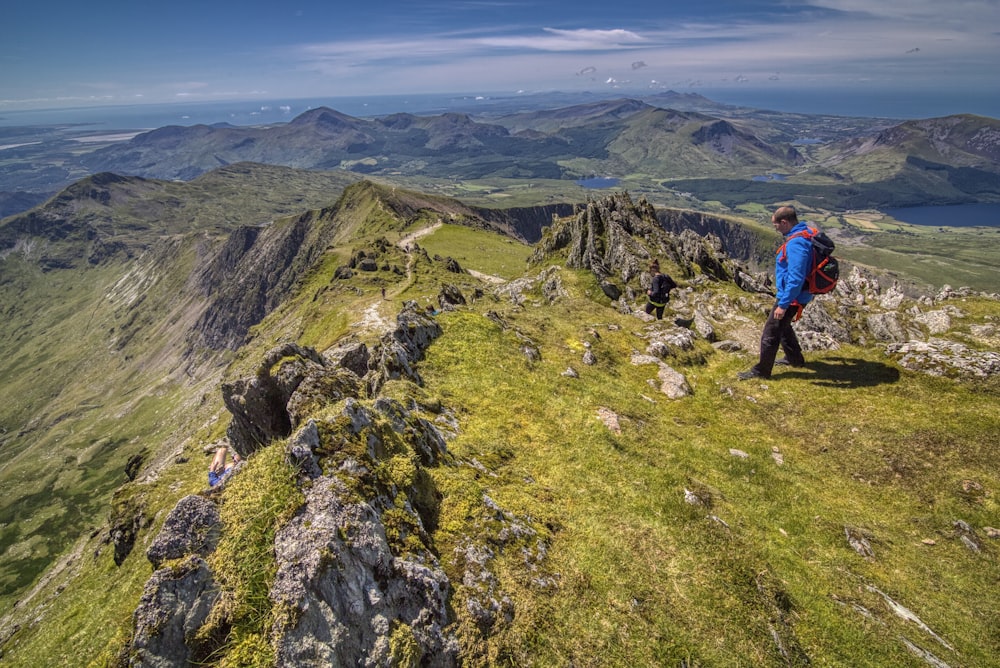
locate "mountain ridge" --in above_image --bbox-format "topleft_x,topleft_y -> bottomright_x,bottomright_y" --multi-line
1,174 -> 998,666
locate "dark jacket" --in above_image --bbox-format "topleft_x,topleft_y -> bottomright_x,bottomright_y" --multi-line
648,272 -> 677,305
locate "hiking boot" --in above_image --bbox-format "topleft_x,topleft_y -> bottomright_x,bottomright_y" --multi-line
774,357 -> 805,368
737,369 -> 769,381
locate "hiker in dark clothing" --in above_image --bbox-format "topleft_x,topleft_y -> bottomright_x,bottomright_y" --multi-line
738,205 -> 813,380
644,260 -> 677,320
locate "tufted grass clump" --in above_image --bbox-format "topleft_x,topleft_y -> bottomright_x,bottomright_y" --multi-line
205,443 -> 304,665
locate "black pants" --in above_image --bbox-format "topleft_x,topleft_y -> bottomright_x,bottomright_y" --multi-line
645,300 -> 665,320
753,306 -> 804,377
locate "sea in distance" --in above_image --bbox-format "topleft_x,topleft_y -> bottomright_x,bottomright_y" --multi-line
2,87 -> 998,133
883,203 -> 1000,228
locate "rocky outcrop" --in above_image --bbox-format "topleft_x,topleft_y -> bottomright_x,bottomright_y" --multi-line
145,495 -> 222,569
127,298 -> 548,666
270,403 -> 457,666
130,557 -> 220,668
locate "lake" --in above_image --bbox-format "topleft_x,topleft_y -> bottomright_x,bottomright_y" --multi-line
882,203 -> 1000,228
577,177 -> 620,189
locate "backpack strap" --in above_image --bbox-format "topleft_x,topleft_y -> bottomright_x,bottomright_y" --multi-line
778,227 -> 817,261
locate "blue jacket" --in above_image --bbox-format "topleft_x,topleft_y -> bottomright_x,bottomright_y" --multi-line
775,222 -> 814,309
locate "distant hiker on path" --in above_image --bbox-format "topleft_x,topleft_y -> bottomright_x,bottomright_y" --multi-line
645,260 -> 677,320
209,447 -> 240,487
738,205 -> 812,380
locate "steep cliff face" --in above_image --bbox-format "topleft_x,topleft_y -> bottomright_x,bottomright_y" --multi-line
190,215 -> 317,351
657,208 -> 764,264
471,203 -> 577,243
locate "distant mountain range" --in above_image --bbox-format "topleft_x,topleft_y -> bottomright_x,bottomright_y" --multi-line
3,92 -> 1000,218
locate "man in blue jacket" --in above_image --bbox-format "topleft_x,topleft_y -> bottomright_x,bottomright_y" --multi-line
738,205 -> 813,380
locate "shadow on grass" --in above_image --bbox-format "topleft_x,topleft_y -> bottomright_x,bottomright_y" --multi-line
784,357 -> 900,388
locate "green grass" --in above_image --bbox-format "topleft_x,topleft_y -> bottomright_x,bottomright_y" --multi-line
412,223 -> 533,280
417,272 -> 1000,666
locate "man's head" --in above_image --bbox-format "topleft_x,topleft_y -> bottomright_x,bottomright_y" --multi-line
771,206 -> 798,235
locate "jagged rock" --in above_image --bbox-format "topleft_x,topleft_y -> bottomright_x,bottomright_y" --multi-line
530,193 -> 662,287
970,323 -> 997,338
879,282 -> 906,309
693,308 -> 716,342
541,270 -> 567,302
914,309 -> 952,335
645,327 -> 696,357
358,257 -> 379,271
839,265 -> 884,303
451,493 -> 548,633
886,338 -> 1000,378
146,495 -> 222,569
324,341 -> 371,378
190,216 -> 322,351
444,256 -> 463,273
484,310 -> 508,329
795,329 -> 841,352
953,520 -> 983,552
107,494 -> 147,566
522,345 -> 541,363
733,269 -> 772,295
798,300 -> 851,343
222,342 -> 327,457
367,301 -> 443,394
561,367 -> 579,378
582,350 -> 597,366
597,407 -> 622,434
493,275 -> 533,305
373,397 -> 449,466
866,312 -> 908,343
287,419 -> 323,479
130,557 -> 220,668
675,229 -> 731,281
125,453 -> 144,481
438,284 -> 466,309
286,366 -> 363,429
333,266 -> 353,279
712,340 -> 742,352
845,526 -> 875,560
656,363 -> 691,399
599,280 -> 621,301
270,475 -> 458,667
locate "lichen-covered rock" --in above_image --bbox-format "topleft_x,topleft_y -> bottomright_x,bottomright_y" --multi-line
866,312 -> 908,343
222,342 -> 327,457
269,475 -> 458,667
146,495 -> 222,569
367,301 -> 443,395
886,339 -> 1000,378
130,557 -> 219,668
438,284 -> 466,309
657,363 -> 692,399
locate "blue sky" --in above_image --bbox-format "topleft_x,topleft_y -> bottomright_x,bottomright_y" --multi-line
3,0 -> 999,115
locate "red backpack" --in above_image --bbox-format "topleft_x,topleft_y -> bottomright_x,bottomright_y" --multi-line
779,227 -> 840,294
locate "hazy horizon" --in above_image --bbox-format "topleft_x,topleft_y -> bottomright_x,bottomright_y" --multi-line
3,87 -> 999,134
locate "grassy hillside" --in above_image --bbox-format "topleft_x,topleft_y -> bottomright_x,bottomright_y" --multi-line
3,203 -> 998,666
